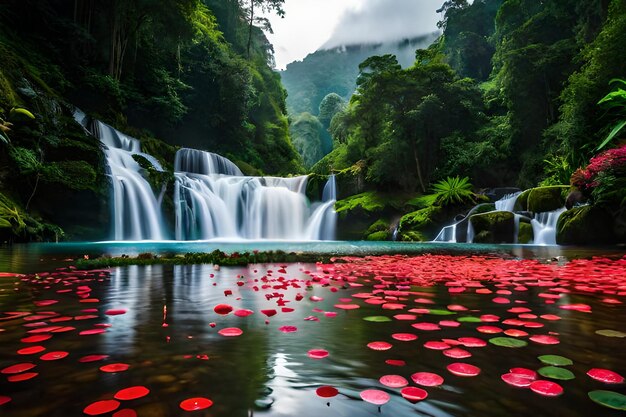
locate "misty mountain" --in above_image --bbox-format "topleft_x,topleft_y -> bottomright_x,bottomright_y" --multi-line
280,32 -> 439,115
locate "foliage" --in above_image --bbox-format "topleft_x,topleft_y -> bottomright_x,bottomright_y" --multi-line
540,154 -> 574,186
289,112 -> 331,168
0,192 -> 25,232
571,143 -> 626,207
426,176 -> 476,207
335,191 -> 387,215
596,78 -> 626,150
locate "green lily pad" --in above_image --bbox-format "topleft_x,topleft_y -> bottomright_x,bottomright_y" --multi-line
538,355 -> 573,366
427,309 -> 456,316
588,390 -> 626,410
363,316 -> 392,322
458,316 -> 481,323
595,329 -> 626,338
489,337 -> 528,348
538,366 -> 575,380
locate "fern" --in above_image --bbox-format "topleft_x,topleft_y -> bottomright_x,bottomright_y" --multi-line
428,176 -> 476,207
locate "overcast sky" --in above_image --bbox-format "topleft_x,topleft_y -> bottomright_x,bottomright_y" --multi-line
265,0 -> 443,70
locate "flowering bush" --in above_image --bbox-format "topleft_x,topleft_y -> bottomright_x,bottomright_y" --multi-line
571,144 -> 626,205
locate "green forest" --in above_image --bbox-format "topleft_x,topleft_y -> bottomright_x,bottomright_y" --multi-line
0,0 -> 625,243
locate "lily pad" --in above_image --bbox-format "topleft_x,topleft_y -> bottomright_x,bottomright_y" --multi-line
538,366 -> 575,381
588,390 -> 626,410
489,337 -> 528,348
458,316 -> 482,323
595,329 -> 626,338
538,355 -> 573,366
363,316 -> 392,322
427,309 -> 456,316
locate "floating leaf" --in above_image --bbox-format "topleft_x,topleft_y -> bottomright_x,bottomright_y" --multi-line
385,359 -> 406,366
538,366 -> 575,381
447,362 -> 481,377
530,335 -> 560,345
0,396 -> 11,406
595,329 -> 626,338
40,351 -> 69,361
489,337 -> 528,348
587,369 -> 625,384
401,387 -> 428,402
213,304 -> 233,315
100,363 -> 130,373
307,349 -> 329,359
360,389 -> 390,405
458,316 -> 481,323
363,316 -> 391,322
538,355 -> 573,366
411,372 -> 444,386
588,390 -> 626,410
83,400 -> 120,415
379,375 -> 408,388
218,327 -> 243,337
316,386 -> 338,398
529,380 -> 563,396
179,397 -> 213,411
1,363 -> 36,374
367,341 -> 393,351
501,373 -> 533,388
427,309 -> 455,316
114,386 -> 150,401
391,333 -> 418,341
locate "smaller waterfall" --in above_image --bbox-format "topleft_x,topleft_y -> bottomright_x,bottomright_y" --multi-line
495,192 -> 521,212
175,148 -> 243,176
513,213 -> 522,244
466,220 -> 475,244
434,223 -> 457,242
322,174 -> 337,202
531,207 -> 566,245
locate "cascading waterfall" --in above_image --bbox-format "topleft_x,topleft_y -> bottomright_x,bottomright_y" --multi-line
495,192 -> 521,212
531,208 -> 566,245
174,150 -> 336,240
74,110 -> 336,241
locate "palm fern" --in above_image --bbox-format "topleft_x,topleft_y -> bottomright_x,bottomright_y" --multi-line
429,176 -> 475,207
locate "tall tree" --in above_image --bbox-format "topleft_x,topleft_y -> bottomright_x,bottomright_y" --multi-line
238,0 -> 284,59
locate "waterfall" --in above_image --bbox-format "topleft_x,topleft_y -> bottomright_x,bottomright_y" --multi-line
95,121 -> 166,240
466,220 -> 475,244
174,150 -> 336,240
73,110 -> 336,241
531,207 -> 566,245
495,192 -> 521,212
434,223 -> 457,242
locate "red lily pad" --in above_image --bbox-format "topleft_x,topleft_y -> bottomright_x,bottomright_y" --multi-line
529,335 -> 560,345
401,387 -> 428,402
2,363 -> 36,374
411,322 -> 441,331
114,386 -> 150,401
529,380 -> 563,396
458,337 -> 487,347
367,341 -> 393,351
424,341 -> 451,350
316,386 -> 339,398
360,389 -> 390,405
218,327 -> 243,337
100,363 -> 130,373
307,349 -> 329,359
40,351 -> 69,361
411,372 -> 444,386
21,334 -> 52,343
334,304 -> 360,310
385,359 -> 406,366
8,372 -> 38,382
559,304 -> 591,313
477,326 -> 503,334
447,362 -> 481,377
234,309 -> 254,317
261,309 -> 277,317
278,326 -> 298,333
213,304 -> 233,315
443,348 -> 472,359
105,309 -> 127,316
79,355 -> 109,363
79,329 -> 107,336
502,373 -> 533,387
113,410 -> 137,417
587,368 -> 625,384
510,368 -> 537,379
379,374 -> 408,388
391,333 -> 418,341
0,396 -> 11,406
180,397 -> 213,411
17,346 -> 46,355
84,400 -> 121,416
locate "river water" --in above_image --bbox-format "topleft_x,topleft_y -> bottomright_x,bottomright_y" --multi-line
0,243 -> 625,416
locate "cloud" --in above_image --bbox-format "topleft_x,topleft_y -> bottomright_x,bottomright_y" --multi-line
322,0 -> 443,49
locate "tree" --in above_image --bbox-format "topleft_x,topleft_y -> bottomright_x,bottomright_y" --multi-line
238,0 -> 285,59
318,93 -> 346,130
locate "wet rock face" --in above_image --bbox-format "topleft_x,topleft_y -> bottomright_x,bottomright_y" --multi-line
556,206 -> 615,245
469,211 -> 515,244
526,186 -> 569,213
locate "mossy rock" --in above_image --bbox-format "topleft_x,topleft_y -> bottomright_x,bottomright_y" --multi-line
556,205 -> 615,245
526,186 -> 569,213
335,191 -> 387,216
366,219 -> 389,235
398,231 -> 428,242
518,221 -> 533,244
398,206 -> 443,233
366,230 -> 390,241
517,189 -> 531,211
472,203 -> 496,215
469,211 -> 515,243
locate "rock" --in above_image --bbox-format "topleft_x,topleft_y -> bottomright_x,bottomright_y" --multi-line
518,221 -> 533,244
469,211 -> 515,243
365,230 -> 390,241
565,190 -> 586,209
398,231 -> 428,242
366,219 -> 389,235
556,205 -> 615,245
526,186 -> 569,213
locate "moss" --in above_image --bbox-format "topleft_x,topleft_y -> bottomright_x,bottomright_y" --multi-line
236,159 -> 263,177
366,219 -> 389,235
469,211 -> 515,243
0,69 -> 18,107
517,189 -> 531,211
556,205 -> 615,245
47,160 -> 97,191
398,231 -> 428,242
366,230 -> 390,241
472,203 -> 496,215
398,206 -> 443,233
526,186 -> 569,213
518,221 -> 533,244
335,191 -> 386,216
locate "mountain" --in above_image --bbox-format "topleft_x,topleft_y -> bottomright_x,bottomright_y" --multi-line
280,33 -> 440,115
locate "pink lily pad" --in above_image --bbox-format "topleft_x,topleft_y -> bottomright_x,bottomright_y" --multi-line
367,341 -> 393,351
401,387 -> 428,402
360,389 -> 390,405
278,326 -> 298,333
391,333 -> 418,341
379,374 -> 408,388
502,373 -> 533,387
218,327 -> 243,337
587,368 -> 625,384
529,335 -> 560,345
307,349 -> 329,359
447,362 -> 481,377
411,372 -> 444,386
443,348 -> 472,359
385,359 -> 406,366
529,380 -> 563,396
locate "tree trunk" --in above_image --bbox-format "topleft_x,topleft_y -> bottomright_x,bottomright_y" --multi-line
25,173 -> 40,212
412,141 -> 426,193
246,0 -> 255,58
